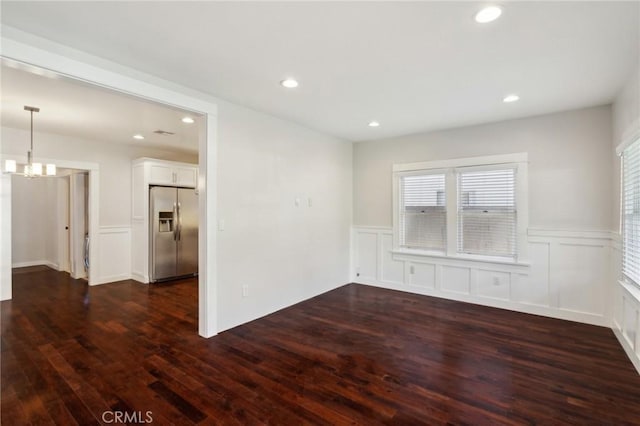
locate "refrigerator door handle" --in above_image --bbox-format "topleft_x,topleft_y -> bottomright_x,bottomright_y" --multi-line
173,202 -> 178,241
177,202 -> 182,241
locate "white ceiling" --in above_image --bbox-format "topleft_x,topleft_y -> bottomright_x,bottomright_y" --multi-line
2,1 -> 638,142
1,63 -> 201,153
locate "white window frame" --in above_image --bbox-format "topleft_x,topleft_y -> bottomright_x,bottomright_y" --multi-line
618,135 -> 640,289
397,168 -> 448,254
392,153 -> 529,265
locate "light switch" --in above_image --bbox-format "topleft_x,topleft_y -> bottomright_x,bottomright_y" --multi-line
295,197 -> 300,207
218,220 -> 225,231
308,198 -> 312,207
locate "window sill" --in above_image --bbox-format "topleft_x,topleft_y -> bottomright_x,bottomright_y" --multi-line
619,279 -> 640,304
391,248 -> 530,269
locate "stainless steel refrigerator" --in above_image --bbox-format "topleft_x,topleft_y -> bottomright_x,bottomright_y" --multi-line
150,186 -> 198,282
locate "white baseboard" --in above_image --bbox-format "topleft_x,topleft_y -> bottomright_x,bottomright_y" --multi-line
355,279 -> 609,327
90,274 -> 131,286
131,272 -> 149,284
12,260 -> 59,270
613,325 -> 640,374
352,225 -> 613,329
71,271 -> 88,280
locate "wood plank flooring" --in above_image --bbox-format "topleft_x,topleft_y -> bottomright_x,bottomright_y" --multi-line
2,266 -> 640,425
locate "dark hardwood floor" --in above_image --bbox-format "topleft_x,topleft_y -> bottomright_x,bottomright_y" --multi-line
2,266 -> 640,425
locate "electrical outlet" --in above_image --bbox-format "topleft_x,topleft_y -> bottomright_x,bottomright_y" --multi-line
308,198 -> 313,207
410,265 -> 415,274
492,276 -> 500,286
242,284 -> 249,297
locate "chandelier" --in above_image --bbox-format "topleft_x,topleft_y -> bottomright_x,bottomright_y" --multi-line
4,106 -> 56,177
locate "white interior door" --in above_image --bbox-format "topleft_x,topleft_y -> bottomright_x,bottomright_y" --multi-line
58,176 -> 70,273
69,172 -> 87,279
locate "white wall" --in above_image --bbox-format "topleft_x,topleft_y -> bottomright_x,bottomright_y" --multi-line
11,175 -> 67,270
1,27 -> 354,336
11,175 -> 48,266
352,106 -> 616,328
611,66 -> 640,373
612,66 -> 640,230
613,66 -> 640,146
216,100 -> 353,331
354,105 -> 613,231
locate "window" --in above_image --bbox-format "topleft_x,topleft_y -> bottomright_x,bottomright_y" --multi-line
457,168 -> 517,258
393,153 -> 527,263
622,138 -> 640,286
399,173 -> 446,251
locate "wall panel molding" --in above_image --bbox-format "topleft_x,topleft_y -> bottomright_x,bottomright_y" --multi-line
94,226 -> 131,285
352,226 -> 611,327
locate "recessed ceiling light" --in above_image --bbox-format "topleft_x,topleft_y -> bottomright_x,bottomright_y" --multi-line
280,78 -> 299,88
182,117 -> 195,124
503,94 -> 520,103
475,6 -> 502,23
133,134 -> 145,140
368,121 -> 380,127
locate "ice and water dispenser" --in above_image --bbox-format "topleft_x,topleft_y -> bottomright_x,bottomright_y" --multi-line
158,211 -> 174,233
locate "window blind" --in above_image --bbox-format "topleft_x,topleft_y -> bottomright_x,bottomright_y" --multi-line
457,168 -> 516,258
623,139 -> 640,286
399,174 -> 446,251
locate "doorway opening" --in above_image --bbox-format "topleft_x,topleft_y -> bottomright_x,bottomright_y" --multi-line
0,45 -> 217,337
10,169 -> 89,280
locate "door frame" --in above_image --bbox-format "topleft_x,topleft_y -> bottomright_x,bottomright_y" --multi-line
0,33 -> 218,337
58,175 -> 70,274
2,158 -> 99,285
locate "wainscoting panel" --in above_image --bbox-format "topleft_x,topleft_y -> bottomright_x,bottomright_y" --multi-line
476,269 -> 510,301
407,262 -> 436,289
95,226 -> 131,285
441,266 -> 471,295
352,226 -> 615,327
555,243 -> 607,316
355,230 -> 378,282
380,234 -> 404,285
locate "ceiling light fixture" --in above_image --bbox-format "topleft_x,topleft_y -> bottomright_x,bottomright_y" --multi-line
3,106 -> 56,177
133,134 -> 145,140
280,78 -> 299,89
181,117 -> 195,124
503,94 -> 520,103
368,121 -> 380,127
475,6 -> 502,23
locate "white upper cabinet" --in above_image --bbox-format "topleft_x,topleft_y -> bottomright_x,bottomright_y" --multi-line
147,160 -> 197,188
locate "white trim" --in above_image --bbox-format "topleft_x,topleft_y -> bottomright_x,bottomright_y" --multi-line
391,249 -> 530,270
620,279 -> 640,305
0,154 -> 99,172
0,158 -> 99,288
92,275 -> 130,286
613,280 -> 640,374
528,228 -> 616,240
0,175 -> 12,300
613,327 -> 640,374
11,260 -> 59,269
352,225 -> 613,328
393,152 -> 528,173
132,157 -> 198,169
615,121 -> 640,156
357,279 -> 608,327
392,153 -> 529,263
1,31 -> 218,337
